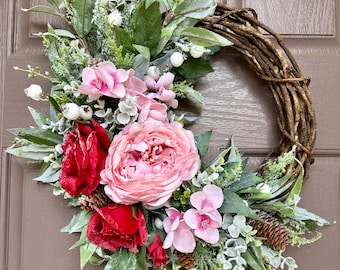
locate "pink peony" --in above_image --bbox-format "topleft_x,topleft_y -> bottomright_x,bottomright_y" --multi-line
79,61 -> 128,99
162,208 -> 195,253
184,184 -> 223,244
100,118 -> 200,209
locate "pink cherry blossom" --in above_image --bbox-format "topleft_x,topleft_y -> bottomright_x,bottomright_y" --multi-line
79,61 -> 128,99
183,184 -> 223,244
162,208 -> 195,253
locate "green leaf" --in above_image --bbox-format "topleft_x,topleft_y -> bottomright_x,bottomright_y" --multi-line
243,247 -> 266,270
48,95 -> 62,113
132,54 -> 150,78
173,0 -> 217,19
227,135 -> 238,163
114,26 -> 136,54
228,172 -> 261,192
132,1 -> 162,57
104,249 -> 137,270
80,241 -> 98,269
194,130 -> 212,158
220,190 -> 261,220
132,45 -> 150,61
71,0 -> 94,36
61,211 -> 93,234
28,107 -> 50,128
293,207 -> 329,226
47,0 -> 60,8
136,246 -> 148,270
21,5 -> 60,16
181,27 -> 233,47
6,144 -> 54,160
286,168 -> 304,205
176,57 -> 214,81
8,128 -> 63,146
33,166 -> 60,183
54,29 -> 76,39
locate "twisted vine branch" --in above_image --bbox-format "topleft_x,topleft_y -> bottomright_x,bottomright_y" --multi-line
200,3 -> 317,184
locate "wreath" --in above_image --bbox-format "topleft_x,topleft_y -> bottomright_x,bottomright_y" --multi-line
8,1 -> 328,270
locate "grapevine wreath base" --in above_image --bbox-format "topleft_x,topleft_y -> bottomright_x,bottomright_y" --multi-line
200,3 -> 316,181
8,1 -> 326,270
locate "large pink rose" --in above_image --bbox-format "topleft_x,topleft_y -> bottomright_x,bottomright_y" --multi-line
100,118 -> 200,209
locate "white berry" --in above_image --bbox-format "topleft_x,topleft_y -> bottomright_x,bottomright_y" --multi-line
190,45 -> 205,58
79,105 -> 93,120
62,103 -> 80,120
170,52 -> 184,67
147,66 -> 161,80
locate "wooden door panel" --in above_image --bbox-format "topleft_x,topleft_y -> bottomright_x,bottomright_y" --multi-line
1,0 -> 339,269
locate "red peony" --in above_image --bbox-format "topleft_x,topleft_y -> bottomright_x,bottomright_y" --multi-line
147,234 -> 167,267
59,120 -> 110,196
87,203 -> 148,252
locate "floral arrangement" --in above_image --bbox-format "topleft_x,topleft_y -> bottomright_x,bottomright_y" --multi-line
8,1 -> 329,269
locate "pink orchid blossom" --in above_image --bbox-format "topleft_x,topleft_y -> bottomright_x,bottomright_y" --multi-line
79,61 -> 128,99
125,69 -> 147,95
162,208 -> 196,253
183,184 -> 223,244
143,72 -> 178,108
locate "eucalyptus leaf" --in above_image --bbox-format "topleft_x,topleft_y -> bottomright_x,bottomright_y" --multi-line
220,190 -> 261,220
228,172 -> 261,192
72,0 -> 94,36
181,27 -> 233,47
61,210 -> 93,234
21,5 -> 60,16
8,128 -> 63,146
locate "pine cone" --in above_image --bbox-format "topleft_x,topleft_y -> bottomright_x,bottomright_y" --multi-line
249,211 -> 291,251
80,185 -> 112,211
175,251 -> 195,270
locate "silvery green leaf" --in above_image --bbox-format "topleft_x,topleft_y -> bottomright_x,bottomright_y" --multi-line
174,0 -> 217,19
132,45 -> 150,61
195,130 -> 212,158
61,210 -> 93,234
181,27 -> 233,47
8,128 -> 63,146
54,29 -> 76,39
294,207 -> 329,225
220,190 -> 261,221
21,5 -> 60,16
132,54 -> 150,78
80,241 -> 98,269
28,107 -> 50,128
6,144 -> 54,160
33,166 -> 60,183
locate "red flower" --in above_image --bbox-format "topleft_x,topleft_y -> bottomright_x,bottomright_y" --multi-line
147,234 -> 167,267
87,203 -> 148,252
59,120 -> 110,196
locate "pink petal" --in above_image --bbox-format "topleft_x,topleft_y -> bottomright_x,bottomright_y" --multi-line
173,229 -> 195,253
190,191 -> 207,211
162,231 -> 174,249
155,72 -> 174,89
143,75 -> 157,89
203,184 -> 224,209
183,209 -> 201,230
115,69 -> 129,83
194,227 -> 219,244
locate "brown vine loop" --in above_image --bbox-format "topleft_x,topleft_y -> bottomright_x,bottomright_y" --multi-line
200,4 -> 317,185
